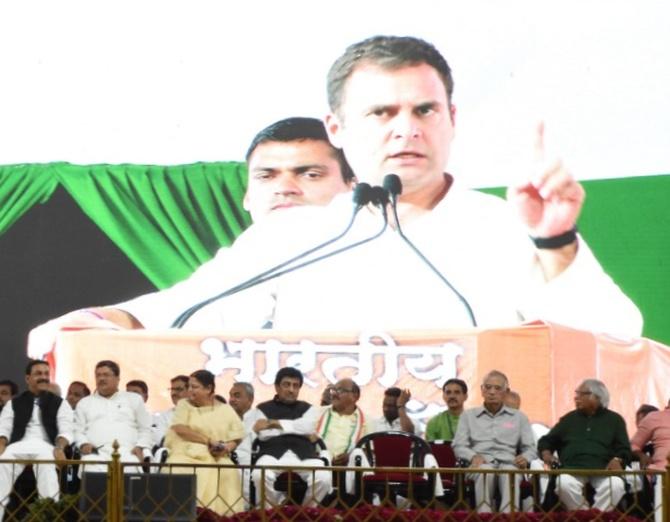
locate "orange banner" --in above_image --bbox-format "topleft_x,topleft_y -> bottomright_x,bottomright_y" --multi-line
53,323 -> 670,434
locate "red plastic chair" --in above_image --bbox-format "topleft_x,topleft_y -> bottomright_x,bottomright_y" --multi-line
353,431 -> 435,506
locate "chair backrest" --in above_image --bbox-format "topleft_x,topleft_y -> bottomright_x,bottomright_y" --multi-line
357,431 -> 431,468
428,440 -> 457,484
428,440 -> 456,467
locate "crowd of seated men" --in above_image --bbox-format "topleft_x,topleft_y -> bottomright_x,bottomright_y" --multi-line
0,360 -> 668,518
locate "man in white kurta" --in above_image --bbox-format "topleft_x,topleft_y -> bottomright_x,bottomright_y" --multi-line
27,35 -> 643,357
74,360 -> 152,473
0,361 -> 73,520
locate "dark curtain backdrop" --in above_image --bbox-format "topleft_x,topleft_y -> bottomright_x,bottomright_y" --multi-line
0,162 -> 251,288
0,162 -> 251,385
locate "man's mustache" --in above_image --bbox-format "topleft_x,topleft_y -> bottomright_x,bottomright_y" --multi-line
37,379 -> 49,384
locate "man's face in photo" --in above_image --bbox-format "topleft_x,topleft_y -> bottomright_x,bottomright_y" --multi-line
244,139 -> 351,222
327,63 -> 455,198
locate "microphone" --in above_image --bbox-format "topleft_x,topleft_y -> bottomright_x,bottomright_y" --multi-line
382,174 -> 478,327
171,182 -> 380,328
383,173 -> 402,205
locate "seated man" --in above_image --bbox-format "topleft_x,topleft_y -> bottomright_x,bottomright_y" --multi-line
538,378 -> 631,512
371,387 -> 415,433
425,378 -> 468,442
27,116 -> 355,347
65,381 -> 90,410
152,375 -> 189,447
316,378 -> 372,466
229,382 -> 254,420
0,360 -> 73,520
74,360 -> 153,473
630,399 -> 669,522
453,370 -> 536,513
0,380 -> 19,414
126,379 -> 149,403
504,390 -> 521,410
244,367 -> 330,507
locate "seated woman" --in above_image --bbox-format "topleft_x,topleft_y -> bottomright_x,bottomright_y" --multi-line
165,369 -> 245,515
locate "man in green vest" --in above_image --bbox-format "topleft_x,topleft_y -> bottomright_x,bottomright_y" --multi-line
424,378 -> 468,442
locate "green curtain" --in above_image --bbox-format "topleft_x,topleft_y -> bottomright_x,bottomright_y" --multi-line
1,163 -> 668,344
0,164 -> 60,235
0,162 -> 252,289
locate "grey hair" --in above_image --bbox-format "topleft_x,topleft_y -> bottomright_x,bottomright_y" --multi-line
482,370 -> 509,389
234,381 -> 255,401
581,379 -> 609,408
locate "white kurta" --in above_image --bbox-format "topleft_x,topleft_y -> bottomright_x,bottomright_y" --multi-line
119,185 -> 643,337
0,397 -> 74,518
74,390 -> 153,470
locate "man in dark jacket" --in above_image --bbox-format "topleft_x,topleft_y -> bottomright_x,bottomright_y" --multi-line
0,360 -> 73,519
538,378 -> 631,511
244,367 -> 330,507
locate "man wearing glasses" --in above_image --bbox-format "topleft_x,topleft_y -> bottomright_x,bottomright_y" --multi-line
151,375 -> 189,447
453,370 -> 536,513
538,379 -> 631,512
315,378 -> 372,466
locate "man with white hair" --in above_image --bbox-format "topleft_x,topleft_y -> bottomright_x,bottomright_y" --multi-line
453,370 -> 536,513
538,379 -> 631,512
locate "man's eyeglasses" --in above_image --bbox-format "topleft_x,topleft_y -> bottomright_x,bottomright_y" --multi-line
574,390 -> 592,396
333,387 -> 354,394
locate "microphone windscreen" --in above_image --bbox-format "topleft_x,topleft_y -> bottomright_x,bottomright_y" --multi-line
382,174 -> 403,198
352,182 -> 373,206
371,185 -> 389,207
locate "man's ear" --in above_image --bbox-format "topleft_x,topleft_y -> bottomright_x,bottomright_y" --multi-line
242,190 -> 251,212
325,113 -> 344,149
449,103 -> 457,126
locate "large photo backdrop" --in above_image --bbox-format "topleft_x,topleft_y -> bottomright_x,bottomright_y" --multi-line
1,1 -> 668,405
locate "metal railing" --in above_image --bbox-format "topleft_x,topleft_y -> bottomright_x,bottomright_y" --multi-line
1,447 -> 668,521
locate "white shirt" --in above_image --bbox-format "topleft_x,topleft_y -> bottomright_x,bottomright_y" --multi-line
74,390 -> 152,450
235,409 -> 255,465
151,408 -> 174,447
119,187 -> 643,337
372,416 -> 417,434
0,396 -> 73,445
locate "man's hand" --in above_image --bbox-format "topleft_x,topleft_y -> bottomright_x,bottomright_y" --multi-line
332,453 -> 349,466
637,453 -> 650,469
27,308 -> 141,360
397,389 -> 411,408
253,419 -> 280,433
606,457 -> 624,471
540,449 -> 557,467
469,455 -> 486,468
79,443 -> 95,455
131,446 -> 145,462
507,122 -> 585,239
53,446 -> 67,463
514,455 -> 529,469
